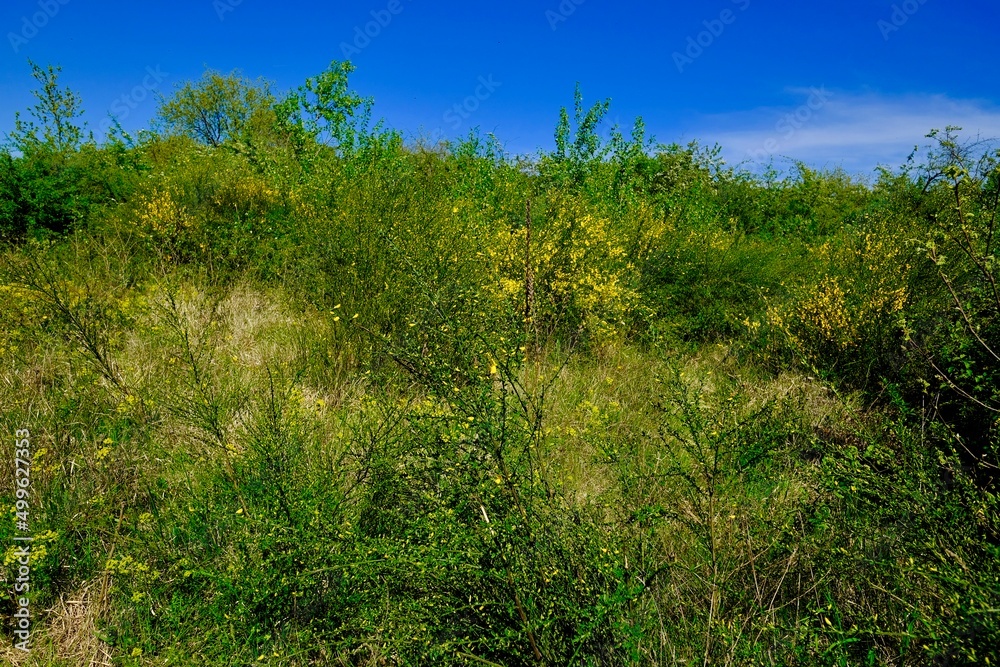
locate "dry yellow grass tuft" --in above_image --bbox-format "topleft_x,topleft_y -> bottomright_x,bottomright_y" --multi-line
0,580 -> 113,667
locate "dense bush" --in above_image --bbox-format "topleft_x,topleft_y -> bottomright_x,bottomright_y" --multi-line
1,61 -> 997,666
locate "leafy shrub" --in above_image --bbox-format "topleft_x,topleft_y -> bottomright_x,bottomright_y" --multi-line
813,392 -> 1000,665
766,219 -> 911,387
905,130 -> 1000,454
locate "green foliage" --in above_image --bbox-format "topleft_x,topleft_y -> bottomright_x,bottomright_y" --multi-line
276,60 -> 376,156
1,62 -> 95,239
907,129 -> 1000,450
0,152 -> 31,239
601,363 -> 815,664
814,391 -> 1000,665
9,60 -> 87,153
717,163 -> 872,238
2,64 -> 1000,666
543,83 -> 612,186
155,69 -> 275,148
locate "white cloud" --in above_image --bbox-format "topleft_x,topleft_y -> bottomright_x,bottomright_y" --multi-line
685,90 -> 1000,175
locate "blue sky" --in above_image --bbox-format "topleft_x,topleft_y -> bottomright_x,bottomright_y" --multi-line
1,0 -> 998,176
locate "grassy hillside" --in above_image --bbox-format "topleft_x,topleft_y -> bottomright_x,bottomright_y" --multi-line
0,62 -> 998,666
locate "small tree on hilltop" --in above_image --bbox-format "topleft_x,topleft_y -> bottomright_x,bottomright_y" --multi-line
155,69 -> 274,148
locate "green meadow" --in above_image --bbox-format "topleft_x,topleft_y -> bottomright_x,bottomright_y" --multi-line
1,61 -> 998,665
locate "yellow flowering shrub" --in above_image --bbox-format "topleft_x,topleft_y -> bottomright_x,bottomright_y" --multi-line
767,221 -> 909,371
771,275 -> 856,350
129,153 -> 284,262
135,188 -> 194,247
487,197 -> 641,346
209,170 -> 280,219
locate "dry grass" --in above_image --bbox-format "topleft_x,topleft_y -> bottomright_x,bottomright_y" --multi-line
0,579 -> 113,667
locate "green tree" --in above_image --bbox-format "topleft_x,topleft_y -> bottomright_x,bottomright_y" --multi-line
2,61 -> 90,238
545,83 -> 611,184
155,69 -> 274,148
275,60 -> 375,157
8,61 -> 87,153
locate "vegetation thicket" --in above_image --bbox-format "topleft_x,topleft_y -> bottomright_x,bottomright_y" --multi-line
0,60 -> 997,666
